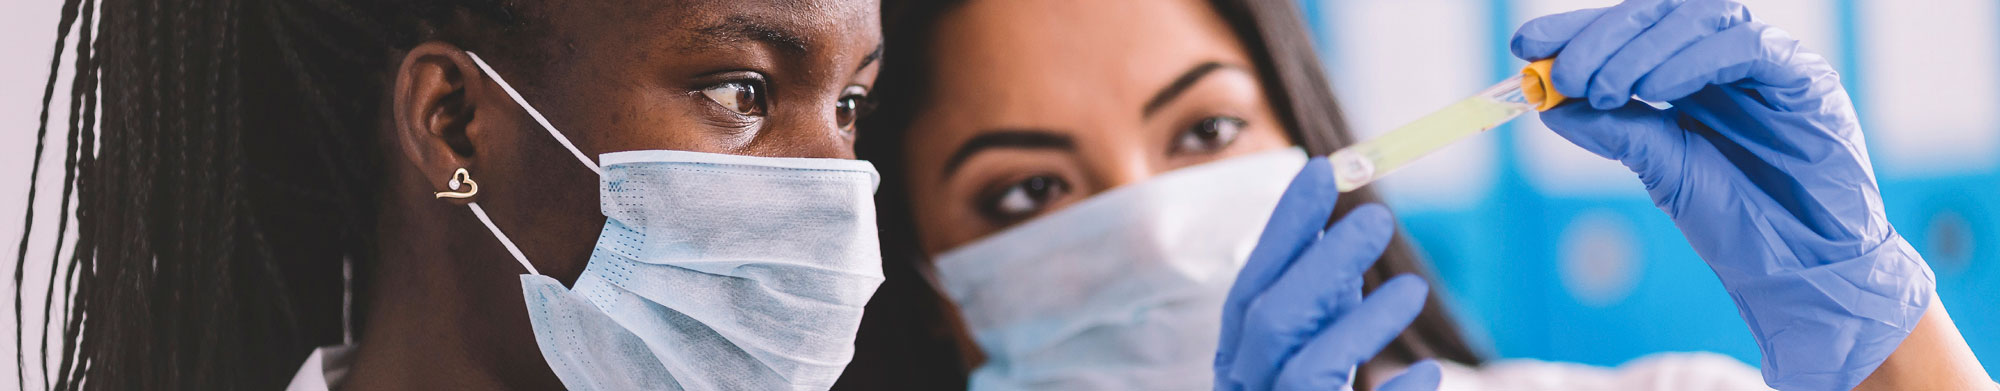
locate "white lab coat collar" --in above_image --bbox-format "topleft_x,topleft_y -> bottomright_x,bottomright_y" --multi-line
285,345 -> 356,391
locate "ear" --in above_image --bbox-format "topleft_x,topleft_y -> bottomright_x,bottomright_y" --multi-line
392,42 -> 487,203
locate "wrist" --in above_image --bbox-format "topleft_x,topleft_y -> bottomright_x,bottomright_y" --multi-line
1856,299 -> 1994,391
1723,237 -> 1935,390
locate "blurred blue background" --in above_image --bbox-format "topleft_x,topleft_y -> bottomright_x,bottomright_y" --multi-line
1299,0 -> 1999,370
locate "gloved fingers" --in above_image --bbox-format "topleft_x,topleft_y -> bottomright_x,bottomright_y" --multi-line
1377,359 -> 1444,391
1228,204 -> 1397,391
1678,108 -> 1872,241
1232,288 -> 1364,391
1510,6 -> 1611,60
1270,275 -> 1431,391
1538,101 -> 1688,191
1216,156 -> 1340,386
1589,0 -> 1754,109
1295,204 -> 1398,282
1633,21 -> 1831,104
1548,0 -> 1690,98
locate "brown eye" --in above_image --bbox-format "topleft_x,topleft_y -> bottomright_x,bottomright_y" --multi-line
983,175 -> 1069,223
1173,116 -> 1246,154
700,81 -> 765,116
835,86 -> 871,134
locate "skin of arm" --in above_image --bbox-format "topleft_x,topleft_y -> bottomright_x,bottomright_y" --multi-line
1856,295 -> 1994,390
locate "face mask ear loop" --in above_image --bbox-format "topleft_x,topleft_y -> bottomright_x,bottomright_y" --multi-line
464,51 -> 604,176
342,256 -> 354,345
468,202 -> 542,275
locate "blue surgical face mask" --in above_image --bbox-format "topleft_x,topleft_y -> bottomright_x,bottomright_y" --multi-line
461,52 -> 885,391
933,147 -> 1305,391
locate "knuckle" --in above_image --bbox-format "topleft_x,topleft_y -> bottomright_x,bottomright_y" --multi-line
1245,296 -> 1317,339
1244,299 -> 1293,334
1710,0 -> 1751,30
1743,22 -> 1785,64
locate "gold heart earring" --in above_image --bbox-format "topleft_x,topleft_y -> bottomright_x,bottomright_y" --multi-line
434,168 -> 479,199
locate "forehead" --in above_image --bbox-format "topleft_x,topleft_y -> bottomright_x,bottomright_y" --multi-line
536,0 -> 882,56
925,0 -> 1249,120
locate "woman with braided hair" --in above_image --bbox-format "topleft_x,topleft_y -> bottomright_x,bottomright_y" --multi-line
14,0 -> 888,389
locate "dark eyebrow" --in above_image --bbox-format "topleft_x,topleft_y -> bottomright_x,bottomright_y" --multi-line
942,130 -> 1076,178
690,15 -> 811,54
1142,62 -> 1231,118
860,44 -> 884,70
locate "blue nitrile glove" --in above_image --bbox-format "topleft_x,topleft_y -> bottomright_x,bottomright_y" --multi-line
1213,157 -> 1442,391
1512,0 -> 1935,389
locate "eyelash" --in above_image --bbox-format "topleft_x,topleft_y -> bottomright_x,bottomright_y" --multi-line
836,85 -> 874,135
1171,116 -> 1247,154
696,77 -> 877,139
696,75 -> 770,126
977,174 -> 1071,224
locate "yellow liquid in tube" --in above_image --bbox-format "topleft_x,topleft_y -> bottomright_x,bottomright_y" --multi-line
1330,76 -> 1539,192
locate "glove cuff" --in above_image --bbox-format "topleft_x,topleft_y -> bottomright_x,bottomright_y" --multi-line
1724,236 -> 1935,390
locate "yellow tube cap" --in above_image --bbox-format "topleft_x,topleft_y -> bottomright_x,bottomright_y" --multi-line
1520,59 -> 1565,111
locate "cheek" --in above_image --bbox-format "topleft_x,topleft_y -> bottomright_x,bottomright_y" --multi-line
608,92 -> 753,154
479,122 -> 608,281
523,82 -> 717,154
905,179 -> 985,259
897,129 -> 971,258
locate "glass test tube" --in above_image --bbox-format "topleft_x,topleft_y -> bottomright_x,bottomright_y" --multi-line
1328,76 -> 1539,192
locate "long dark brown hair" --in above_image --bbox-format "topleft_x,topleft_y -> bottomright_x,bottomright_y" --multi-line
14,1 -> 533,389
838,0 -> 1485,389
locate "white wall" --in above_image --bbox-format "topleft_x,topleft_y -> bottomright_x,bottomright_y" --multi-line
3,0 -> 77,387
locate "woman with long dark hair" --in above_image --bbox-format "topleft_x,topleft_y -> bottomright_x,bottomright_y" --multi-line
841,0 -> 1992,390
15,0 -> 891,389
841,0 -> 1480,389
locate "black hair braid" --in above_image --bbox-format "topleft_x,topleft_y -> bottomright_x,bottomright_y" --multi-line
47,0 -> 98,387
15,0 -> 536,389
48,7 -> 96,378
260,0 -> 371,251
15,0 -> 95,389
50,9 -> 97,385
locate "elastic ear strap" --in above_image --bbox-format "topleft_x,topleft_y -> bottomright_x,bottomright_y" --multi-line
469,202 -> 542,275
464,51 -> 604,176
342,256 -> 354,344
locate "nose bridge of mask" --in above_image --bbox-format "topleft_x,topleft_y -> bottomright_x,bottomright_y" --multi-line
590,149 -> 885,291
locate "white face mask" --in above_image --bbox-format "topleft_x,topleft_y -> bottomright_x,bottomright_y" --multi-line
933,147 -> 1305,391
462,52 -> 885,391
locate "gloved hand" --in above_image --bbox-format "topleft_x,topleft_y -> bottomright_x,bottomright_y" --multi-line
1512,0 -> 1935,389
1213,157 -> 1442,391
